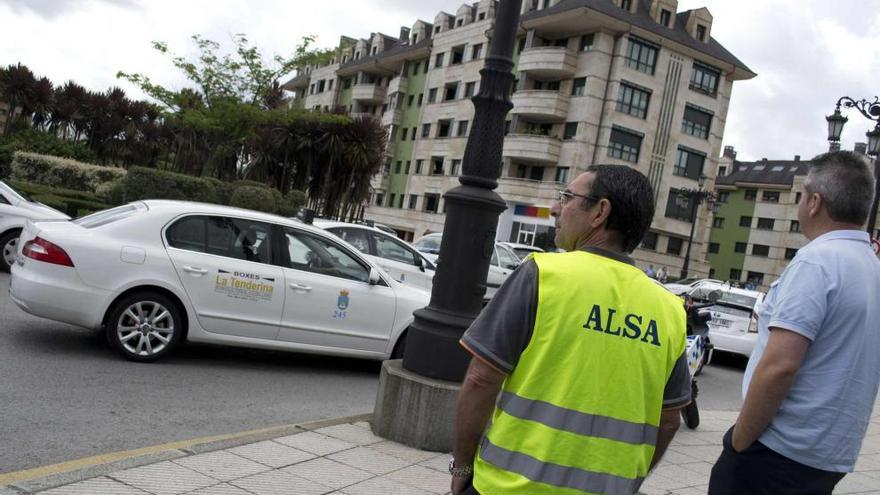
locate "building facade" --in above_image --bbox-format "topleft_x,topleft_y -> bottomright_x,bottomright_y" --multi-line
284,0 -> 755,276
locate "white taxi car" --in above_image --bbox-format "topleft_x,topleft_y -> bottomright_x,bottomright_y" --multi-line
313,220 -> 436,290
687,282 -> 764,358
10,201 -> 428,362
0,180 -> 69,272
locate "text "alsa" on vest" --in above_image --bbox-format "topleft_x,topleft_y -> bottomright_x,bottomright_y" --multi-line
582,304 -> 661,347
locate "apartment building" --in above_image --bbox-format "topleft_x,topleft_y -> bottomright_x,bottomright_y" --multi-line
283,0 -> 755,276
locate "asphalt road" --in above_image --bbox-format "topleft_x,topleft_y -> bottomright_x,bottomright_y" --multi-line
0,271 -> 748,474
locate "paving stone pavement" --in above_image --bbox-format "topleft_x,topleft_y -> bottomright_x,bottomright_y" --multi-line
7,406 -> 880,495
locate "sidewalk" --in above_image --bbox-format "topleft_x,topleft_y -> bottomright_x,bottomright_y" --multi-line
3,407 -> 879,495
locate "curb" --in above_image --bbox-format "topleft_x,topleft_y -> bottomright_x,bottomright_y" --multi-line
1,413 -> 373,494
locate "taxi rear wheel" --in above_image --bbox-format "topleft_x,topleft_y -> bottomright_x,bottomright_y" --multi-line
106,292 -> 183,362
0,230 -> 21,273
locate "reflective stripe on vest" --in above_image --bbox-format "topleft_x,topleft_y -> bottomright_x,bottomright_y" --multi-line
474,251 -> 687,495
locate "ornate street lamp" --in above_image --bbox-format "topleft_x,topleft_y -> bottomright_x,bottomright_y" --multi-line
826,97 -> 880,235
677,174 -> 716,280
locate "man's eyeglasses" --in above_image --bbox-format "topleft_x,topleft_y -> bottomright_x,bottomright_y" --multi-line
557,189 -> 601,205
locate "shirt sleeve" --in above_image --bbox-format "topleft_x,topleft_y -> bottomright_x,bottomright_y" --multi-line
767,260 -> 828,341
460,260 -> 538,374
663,351 -> 692,409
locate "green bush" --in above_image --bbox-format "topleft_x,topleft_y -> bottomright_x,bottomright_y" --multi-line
122,166 -> 222,204
10,151 -> 125,192
229,186 -> 277,214
0,129 -> 95,179
278,190 -> 306,217
95,179 -> 127,205
8,180 -> 107,203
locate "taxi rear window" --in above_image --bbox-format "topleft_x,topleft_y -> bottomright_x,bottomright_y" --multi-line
74,204 -> 140,228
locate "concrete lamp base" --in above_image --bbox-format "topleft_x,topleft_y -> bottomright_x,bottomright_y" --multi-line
372,359 -> 462,452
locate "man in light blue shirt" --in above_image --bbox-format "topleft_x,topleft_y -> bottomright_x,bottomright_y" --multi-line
709,151 -> 880,494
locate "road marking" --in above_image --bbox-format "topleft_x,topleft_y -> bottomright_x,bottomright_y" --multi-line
0,423 -> 298,485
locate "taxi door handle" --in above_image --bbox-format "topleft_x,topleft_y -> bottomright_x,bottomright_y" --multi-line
289,282 -> 312,292
183,266 -> 208,275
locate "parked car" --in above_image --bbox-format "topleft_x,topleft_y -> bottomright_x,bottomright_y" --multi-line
10,200 -> 428,362
664,277 -> 724,295
313,219 -> 436,290
412,233 -> 521,301
686,282 -> 765,358
0,180 -> 70,272
499,241 -> 545,260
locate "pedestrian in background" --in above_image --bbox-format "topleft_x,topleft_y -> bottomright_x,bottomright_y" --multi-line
451,165 -> 691,495
657,266 -> 667,283
645,264 -> 656,279
709,151 -> 880,495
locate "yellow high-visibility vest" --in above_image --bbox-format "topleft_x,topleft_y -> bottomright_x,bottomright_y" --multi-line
474,251 -> 687,495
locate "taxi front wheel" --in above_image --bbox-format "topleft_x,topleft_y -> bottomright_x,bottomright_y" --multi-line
106,292 -> 183,362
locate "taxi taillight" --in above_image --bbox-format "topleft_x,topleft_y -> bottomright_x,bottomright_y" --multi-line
22,237 -> 75,267
748,314 -> 758,333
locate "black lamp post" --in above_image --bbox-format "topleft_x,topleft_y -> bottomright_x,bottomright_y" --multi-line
676,174 -> 716,280
401,0 -> 522,382
826,97 -> 880,235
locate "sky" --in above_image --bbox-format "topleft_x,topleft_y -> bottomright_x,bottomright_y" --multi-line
1,0 -> 878,162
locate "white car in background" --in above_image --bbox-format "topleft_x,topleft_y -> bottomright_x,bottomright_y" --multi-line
313,219 -> 436,290
499,242 -> 545,260
0,180 -> 69,272
687,282 -> 765,358
664,277 -> 724,295
412,233 -> 521,301
10,201 -> 428,362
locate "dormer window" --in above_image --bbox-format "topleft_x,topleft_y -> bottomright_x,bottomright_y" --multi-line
621,0 -> 632,11
456,19 -> 463,27
434,25 -> 441,34
478,12 -> 485,20
371,46 -> 378,56
696,25 -> 707,42
660,9 -> 672,27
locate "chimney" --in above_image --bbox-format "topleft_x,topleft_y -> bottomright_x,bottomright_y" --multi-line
399,26 -> 411,43
761,158 -> 768,162
723,145 -> 737,159
855,142 -> 868,155
830,141 -> 841,152
794,155 -> 801,161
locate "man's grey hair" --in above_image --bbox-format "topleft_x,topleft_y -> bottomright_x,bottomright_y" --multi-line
806,151 -> 876,225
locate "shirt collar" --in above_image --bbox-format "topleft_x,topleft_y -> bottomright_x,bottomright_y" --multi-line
578,246 -> 636,266
808,229 -> 870,247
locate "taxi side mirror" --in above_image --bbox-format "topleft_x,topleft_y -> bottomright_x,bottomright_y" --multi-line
369,268 -> 381,285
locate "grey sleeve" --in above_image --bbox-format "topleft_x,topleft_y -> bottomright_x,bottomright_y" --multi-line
663,352 -> 692,409
460,260 -> 538,373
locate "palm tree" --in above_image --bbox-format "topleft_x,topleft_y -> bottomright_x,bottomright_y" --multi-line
0,63 -> 37,135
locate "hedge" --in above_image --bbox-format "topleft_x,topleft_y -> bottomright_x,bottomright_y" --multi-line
9,180 -> 111,217
122,166 -> 223,204
0,129 -> 95,180
229,186 -> 278,214
10,151 -> 125,192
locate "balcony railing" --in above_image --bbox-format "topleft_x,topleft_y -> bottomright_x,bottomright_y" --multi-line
518,46 -> 577,79
352,84 -> 386,102
502,134 -> 562,163
511,90 -> 571,121
387,76 -> 409,95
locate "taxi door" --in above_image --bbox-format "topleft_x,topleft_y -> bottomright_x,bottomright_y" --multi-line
164,215 -> 284,340
276,227 -> 396,354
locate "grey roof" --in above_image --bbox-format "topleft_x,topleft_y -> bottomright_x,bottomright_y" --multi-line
716,160 -> 809,187
521,0 -> 753,74
339,37 -> 433,71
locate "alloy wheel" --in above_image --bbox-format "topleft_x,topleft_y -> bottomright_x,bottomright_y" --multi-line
116,301 -> 175,357
3,237 -> 17,269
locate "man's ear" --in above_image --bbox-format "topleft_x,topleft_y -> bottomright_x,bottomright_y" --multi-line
591,198 -> 612,229
808,192 -> 822,218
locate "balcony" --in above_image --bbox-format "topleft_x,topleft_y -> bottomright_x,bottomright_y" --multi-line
381,107 -> 402,127
352,84 -> 386,103
511,90 -> 570,122
498,177 -> 561,204
518,46 -> 577,79
387,76 -> 409,95
502,134 -> 562,164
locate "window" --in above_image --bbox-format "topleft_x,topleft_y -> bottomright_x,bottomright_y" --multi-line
395,161 -> 402,174
284,229 -> 369,283
451,159 -> 461,175
471,43 -> 483,60
435,52 -> 444,68
444,82 -> 459,101
730,268 -> 742,281
757,218 -> 775,230
739,216 -> 752,227
673,148 -> 706,180
580,33 -> 594,51
682,105 -> 712,139
709,268 -> 716,278
375,193 -> 384,206
423,60 -> 430,72
411,62 -> 420,76
616,82 -> 651,119
417,94 -> 423,106
744,188 -> 757,201
464,81 -> 476,98
708,242 -> 720,254
397,195 -> 404,208
571,77 -> 586,96
762,191 -> 780,203
411,126 -> 417,139
437,119 -> 452,138
719,166 -> 727,176
424,194 -> 440,213
641,231 -> 657,250
752,244 -> 769,256
746,271 -> 764,285
734,242 -> 747,253
665,189 -> 693,221
621,0 -> 632,10
407,94 -> 414,107
428,88 -> 437,103
795,192 -> 802,204
563,122 -> 578,140
717,191 -> 729,203
626,37 -> 658,75
457,120 -> 469,137
478,12 -> 485,20
690,62 -> 720,95
533,80 -> 560,91
373,233 -> 419,266
696,25 -> 707,42
167,216 -> 274,264
409,195 -> 418,209
415,160 -> 423,174
388,193 -> 396,207
404,161 -> 411,174
400,128 -> 408,141
666,237 -> 683,256
328,79 -> 334,90
660,9 -> 672,27
343,78 -> 352,89
451,45 -> 465,65
529,166 -> 544,181
431,156 -> 444,175
785,248 -> 798,260
332,228 -> 371,254
555,167 -> 570,183
608,127 -> 642,163
421,123 -> 431,138
713,217 -> 725,228
790,220 -> 800,233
